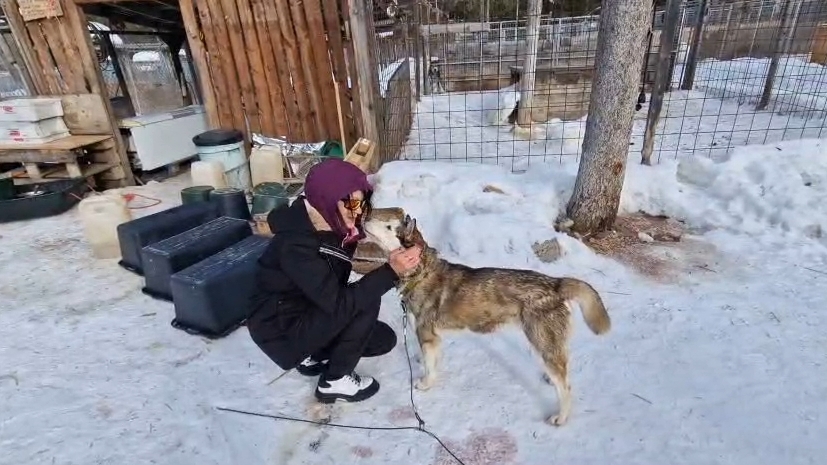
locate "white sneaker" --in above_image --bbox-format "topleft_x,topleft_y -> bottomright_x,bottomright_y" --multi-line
315,372 -> 380,403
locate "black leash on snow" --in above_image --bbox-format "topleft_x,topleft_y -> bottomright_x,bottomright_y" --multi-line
215,302 -> 467,465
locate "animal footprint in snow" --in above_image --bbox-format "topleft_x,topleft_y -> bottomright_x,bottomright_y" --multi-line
432,428 -> 518,465
387,406 -> 417,424
351,445 -> 374,458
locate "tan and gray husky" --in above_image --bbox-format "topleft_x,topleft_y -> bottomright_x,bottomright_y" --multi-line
364,208 -> 611,426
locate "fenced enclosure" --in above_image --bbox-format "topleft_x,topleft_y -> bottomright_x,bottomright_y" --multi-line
0,28 -> 32,99
90,29 -> 198,117
373,22 -> 415,165
391,0 -> 827,171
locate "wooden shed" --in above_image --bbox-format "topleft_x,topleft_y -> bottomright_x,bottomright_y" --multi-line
0,0 -> 383,187
80,0 -> 380,148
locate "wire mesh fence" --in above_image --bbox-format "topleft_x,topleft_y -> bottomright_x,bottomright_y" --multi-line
649,0 -> 827,161
400,6 -> 609,171
0,30 -> 32,99
392,0 -> 827,171
90,29 -> 198,117
372,8 -> 415,165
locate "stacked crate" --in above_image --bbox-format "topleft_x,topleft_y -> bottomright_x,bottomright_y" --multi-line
0,97 -> 70,144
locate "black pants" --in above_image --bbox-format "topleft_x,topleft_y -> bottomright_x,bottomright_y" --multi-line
292,301 -> 397,379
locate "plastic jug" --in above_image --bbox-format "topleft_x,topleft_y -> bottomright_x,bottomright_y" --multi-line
78,193 -> 133,259
190,160 -> 228,189
249,145 -> 284,187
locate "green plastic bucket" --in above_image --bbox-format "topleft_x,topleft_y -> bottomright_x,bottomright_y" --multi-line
251,182 -> 291,215
180,185 -> 215,205
320,140 -> 345,158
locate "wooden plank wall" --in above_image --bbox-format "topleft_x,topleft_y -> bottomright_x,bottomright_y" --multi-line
181,0 -> 358,144
0,0 -> 134,185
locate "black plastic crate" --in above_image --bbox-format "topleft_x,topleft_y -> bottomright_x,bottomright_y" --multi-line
140,216 -> 252,301
117,202 -> 220,275
169,235 -> 270,338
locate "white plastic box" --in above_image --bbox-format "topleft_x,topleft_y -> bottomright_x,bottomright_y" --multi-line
0,97 -> 64,122
0,116 -> 69,143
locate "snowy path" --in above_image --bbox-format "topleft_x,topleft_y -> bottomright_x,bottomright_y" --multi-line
2,148 -> 827,464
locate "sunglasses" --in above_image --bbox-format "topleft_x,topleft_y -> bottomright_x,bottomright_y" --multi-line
341,197 -> 367,211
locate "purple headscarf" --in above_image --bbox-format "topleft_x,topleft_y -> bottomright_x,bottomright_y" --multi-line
304,158 -> 373,240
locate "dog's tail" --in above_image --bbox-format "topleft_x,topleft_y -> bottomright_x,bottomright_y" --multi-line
559,278 -> 611,335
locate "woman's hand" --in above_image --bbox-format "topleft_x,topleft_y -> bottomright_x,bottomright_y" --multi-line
388,245 -> 422,276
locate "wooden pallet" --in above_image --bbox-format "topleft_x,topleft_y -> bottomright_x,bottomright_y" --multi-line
10,161 -> 118,185
0,134 -> 117,185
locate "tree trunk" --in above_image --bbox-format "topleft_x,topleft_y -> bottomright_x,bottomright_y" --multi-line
516,0 -> 542,127
565,0 -> 652,235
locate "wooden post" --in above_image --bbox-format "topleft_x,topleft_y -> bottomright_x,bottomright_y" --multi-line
497,27 -> 502,85
641,0 -> 682,165
413,4 -> 422,101
757,0 -> 803,111
348,0 -> 380,153
718,5 -> 733,59
68,3 -> 135,186
680,0 -> 707,90
515,0 -> 541,129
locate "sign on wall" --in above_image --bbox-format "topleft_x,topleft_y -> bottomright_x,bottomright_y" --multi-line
17,0 -> 63,22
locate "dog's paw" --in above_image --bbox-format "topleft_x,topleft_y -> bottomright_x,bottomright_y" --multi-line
414,377 -> 433,391
545,413 -> 568,427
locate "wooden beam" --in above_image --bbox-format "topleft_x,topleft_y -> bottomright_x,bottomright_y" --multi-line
640,0 -> 681,165
73,0 -> 161,4
65,2 -> 135,185
13,162 -> 119,185
0,134 -> 112,152
180,0 -> 221,129
347,0 -> 380,152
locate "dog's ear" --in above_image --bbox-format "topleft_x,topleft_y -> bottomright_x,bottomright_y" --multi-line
402,215 -> 416,238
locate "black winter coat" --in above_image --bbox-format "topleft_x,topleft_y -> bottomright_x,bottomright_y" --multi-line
247,196 -> 399,370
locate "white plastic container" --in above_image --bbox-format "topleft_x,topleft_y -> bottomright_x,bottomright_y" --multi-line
0,97 -> 64,122
77,193 -> 133,259
0,116 -> 69,142
195,140 -> 251,191
250,145 -> 284,187
190,160 -> 228,189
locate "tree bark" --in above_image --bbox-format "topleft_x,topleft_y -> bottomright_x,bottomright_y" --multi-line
565,0 -> 652,235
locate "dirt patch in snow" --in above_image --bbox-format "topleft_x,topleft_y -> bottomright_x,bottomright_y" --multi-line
583,213 -> 719,282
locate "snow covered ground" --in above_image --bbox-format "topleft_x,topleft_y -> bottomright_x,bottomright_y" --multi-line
2,134 -> 827,464
676,55 -> 827,120
2,56 -> 827,464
